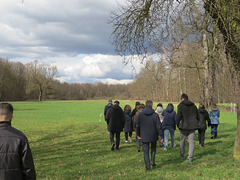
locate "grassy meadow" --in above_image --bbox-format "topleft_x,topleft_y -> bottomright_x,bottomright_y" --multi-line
7,100 -> 240,179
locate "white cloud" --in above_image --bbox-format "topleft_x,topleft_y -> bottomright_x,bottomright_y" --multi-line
95,78 -> 133,85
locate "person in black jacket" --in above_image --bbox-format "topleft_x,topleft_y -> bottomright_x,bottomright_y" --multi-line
136,100 -> 163,171
0,103 -> 36,180
176,94 -> 199,163
198,103 -> 211,148
106,101 -> 125,150
123,104 -> 133,143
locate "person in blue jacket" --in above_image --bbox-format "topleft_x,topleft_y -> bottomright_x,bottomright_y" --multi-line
162,103 -> 177,150
209,103 -> 220,139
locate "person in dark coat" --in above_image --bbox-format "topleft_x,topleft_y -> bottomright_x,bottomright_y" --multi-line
124,104 -> 133,143
131,101 -> 140,117
198,103 -> 211,148
106,101 -> 125,150
176,93 -> 199,163
0,103 -> 36,180
162,103 -> 177,150
136,100 -> 163,171
133,104 -> 145,152
104,99 -> 113,122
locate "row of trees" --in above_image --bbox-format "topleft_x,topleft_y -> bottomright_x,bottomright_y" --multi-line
0,58 -> 131,101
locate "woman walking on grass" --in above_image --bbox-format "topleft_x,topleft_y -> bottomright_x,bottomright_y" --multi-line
124,105 -> 133,143
209,103 -> 220,139
198,103 -> 211,148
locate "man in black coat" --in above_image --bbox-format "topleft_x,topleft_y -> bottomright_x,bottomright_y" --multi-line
104,99 -> 113,122
136,100 -> 163,171
0,103 -> 36,180
106,101 -> 125,150
176,93 -> 199,163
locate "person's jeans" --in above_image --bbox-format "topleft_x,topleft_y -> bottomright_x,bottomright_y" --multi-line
164,128 -> 175,147
179,129 -> 195,162
110,132 -> 120,148
198,129 -> 205,146
142,141 -> 157,170
211,124 -> 218,139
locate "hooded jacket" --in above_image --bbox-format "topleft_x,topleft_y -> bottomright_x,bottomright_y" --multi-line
0,121 -> 36,180
209,108 -> 220,125
176,100 -> 199,130
104,103 -> 113,121
136,107 -> 163,143
162,106 -> 177,131
106,105 -> 125,132
198,109 -> 211,130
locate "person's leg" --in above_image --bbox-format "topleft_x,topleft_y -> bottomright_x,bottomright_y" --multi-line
116,132 -> 120,149
214,125 -> 218,139
179,130 -> 187,159
129,132 -> 133,142
170,129 -> 175,147
198,129 -> 201,145
164,129 -> 170,149
110,132 -> 115,150
150,141 -> 157,166
136,135 -> 141,151
125,132 -> 128,142
201,130 -> 205,147
188,130 -> 195,162
142,142 -> 150,171
211,125 -> 215,138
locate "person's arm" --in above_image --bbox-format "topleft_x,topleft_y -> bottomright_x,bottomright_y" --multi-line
176,105 -> 182,128
206,111 -> 211,127
156,115 -> 163,140
21,139 -> 36,180
136,114 -> 141,137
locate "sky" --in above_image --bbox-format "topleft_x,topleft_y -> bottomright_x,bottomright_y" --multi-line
0,0 -> 145,84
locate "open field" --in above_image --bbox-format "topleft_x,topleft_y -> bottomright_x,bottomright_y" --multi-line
7,100 -> 240,179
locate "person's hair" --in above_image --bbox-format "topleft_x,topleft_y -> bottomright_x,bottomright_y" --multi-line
199,103 -> 205,110
135,101 -> 140,106
157,103 -> 163,107
108,99 -> 112,103
114,100 -> 120,105
145,100 -> 153,107
168,103 -> 174,108
138,104 -> 145,110
0,103 -> 13,119
181,93 -> 188,100
211,103 -> 217,111
124,104 -> 132,111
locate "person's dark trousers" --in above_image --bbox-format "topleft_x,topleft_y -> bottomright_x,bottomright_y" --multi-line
198,129 -> 205,147
211,124 -> 218,139
142,141 -> 157,171
125,132 -> 132,141
110,132 -> 121,148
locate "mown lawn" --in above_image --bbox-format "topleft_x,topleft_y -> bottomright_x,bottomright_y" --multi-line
8,100 -> 240,179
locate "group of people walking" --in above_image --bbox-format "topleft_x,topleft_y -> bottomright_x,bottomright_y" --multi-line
104,93 -> 220,171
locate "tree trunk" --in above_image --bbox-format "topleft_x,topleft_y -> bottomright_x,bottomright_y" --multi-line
234,72 -> 240,160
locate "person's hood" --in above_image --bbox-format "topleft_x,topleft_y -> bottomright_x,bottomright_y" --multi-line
213,108 -> 219,111
107,103 -> 112,107
181,100 -> 194,106
199,109 -> 206,113
156,106 -> 163,113
142,106 -> 155,116
166,105 -> 173,113
112,104 -> 121,110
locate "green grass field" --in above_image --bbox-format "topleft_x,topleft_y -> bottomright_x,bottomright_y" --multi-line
8,100 -> 240,179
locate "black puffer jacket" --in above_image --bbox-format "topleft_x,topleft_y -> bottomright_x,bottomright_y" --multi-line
198,109 -> 211,130
176,100 -> 199,130
0,121 -> 36,180
106,105 -> 125,132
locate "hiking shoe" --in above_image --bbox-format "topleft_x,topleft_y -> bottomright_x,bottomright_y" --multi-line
111,143 -> 115,150
199,144 -> 204,149
164,147 -> 168,150
151,162 -> 156,166
186,159 -> 193,163
180,154 -> 185,160
211,135 -> 214,139
172,144 -> 176,148
125,140 -> 128,143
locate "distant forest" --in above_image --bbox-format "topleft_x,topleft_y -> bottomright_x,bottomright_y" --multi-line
0,54 -> 235,103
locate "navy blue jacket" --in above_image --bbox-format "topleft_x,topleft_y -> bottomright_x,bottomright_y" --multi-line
162,106 -> 177,131
136,107 -> 163,143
